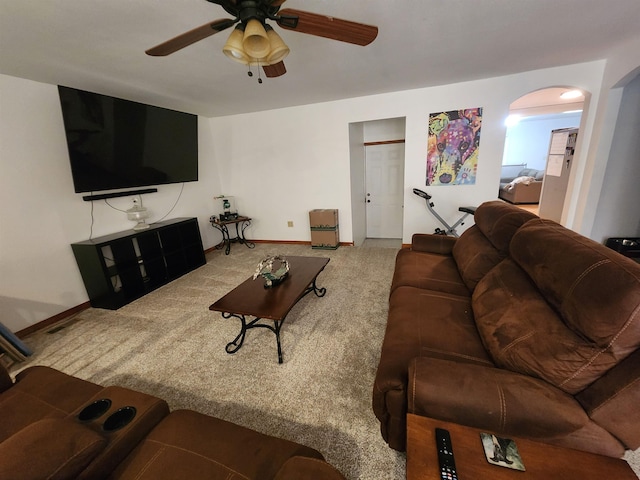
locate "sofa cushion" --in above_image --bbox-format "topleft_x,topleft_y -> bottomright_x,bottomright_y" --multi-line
451,226 -> 503,291
274,456 -> 347,480
510,219 -> 640,353
385,286 -> 493,374
451,200 -> 538,291
473,252 -> 640,394
472,201 -> 538,254
0,366 -> 102,442
0,417 -> 107,480
390,249 -> 469,296
109,410 -> 325,480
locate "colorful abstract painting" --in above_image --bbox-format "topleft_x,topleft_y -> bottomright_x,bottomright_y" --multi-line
426,107 -> 483,185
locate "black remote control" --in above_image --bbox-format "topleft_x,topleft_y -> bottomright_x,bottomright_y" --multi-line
435,428 -> 458,480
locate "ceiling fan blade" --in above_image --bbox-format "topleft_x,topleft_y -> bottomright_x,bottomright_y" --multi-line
146,18 -> 237,56
270,0 -> 287,6
263,61 -> 286,78
277,8 -> 378,46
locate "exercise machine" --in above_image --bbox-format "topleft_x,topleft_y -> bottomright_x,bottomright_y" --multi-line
413,188 -> 476,237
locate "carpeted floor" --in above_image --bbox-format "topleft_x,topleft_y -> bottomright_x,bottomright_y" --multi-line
11,242 -> 640,478
12,243 -> 406,479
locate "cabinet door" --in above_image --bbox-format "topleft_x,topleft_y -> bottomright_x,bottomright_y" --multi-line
179,220 -> 206,269
137,231 -> 167,289
110,239 -> 145,300
159,228 -> 188,277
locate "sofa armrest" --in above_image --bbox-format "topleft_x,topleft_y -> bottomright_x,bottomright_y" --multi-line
411,234 -> 457,254
576,349 -> 640,450
408,357 -> 589,438
274,456 -> 347,480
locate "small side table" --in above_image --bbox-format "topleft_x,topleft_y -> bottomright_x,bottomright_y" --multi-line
406,414 -> 636,480
209,216 -> 255,255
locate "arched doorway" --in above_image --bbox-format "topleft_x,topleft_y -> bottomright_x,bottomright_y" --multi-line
500,87 -> 585,220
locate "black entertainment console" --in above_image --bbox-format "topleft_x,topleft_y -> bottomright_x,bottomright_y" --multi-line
71,218 -> 206,310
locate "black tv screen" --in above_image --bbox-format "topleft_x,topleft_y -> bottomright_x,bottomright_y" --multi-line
58,86 -> 198,193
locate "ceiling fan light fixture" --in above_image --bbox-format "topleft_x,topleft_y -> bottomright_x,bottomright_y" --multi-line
265,26 -> 290,64
243,19 -> 271,59
223,25 -> 250,64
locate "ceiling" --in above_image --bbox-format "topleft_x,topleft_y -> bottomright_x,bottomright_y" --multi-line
1,0 -> 639,117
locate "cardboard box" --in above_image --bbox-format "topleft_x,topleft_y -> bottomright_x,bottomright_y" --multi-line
311,228 -> 339,250
309,209 -> 338,229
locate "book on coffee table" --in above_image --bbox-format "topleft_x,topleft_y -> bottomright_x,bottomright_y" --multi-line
480,432 -> 526,471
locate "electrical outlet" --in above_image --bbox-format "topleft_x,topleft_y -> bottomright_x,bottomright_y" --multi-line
287,221 -> 294,227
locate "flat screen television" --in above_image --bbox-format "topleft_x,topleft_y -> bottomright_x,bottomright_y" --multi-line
58,86 -> 198,193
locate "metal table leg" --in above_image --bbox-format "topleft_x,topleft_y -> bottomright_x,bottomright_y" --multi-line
222,312 -> 285,363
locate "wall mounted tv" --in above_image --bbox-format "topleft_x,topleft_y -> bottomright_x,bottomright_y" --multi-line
58,86 -> 198,194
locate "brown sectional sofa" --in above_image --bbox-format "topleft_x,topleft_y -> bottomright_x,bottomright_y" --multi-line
373,200 -> 640,458
0,363 -> 345,479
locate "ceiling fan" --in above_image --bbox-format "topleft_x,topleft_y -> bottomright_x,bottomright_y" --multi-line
145,0 -> 378,79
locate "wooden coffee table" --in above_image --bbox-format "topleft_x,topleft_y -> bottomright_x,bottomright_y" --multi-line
406,414 -> 637,480
209,256 -> 329,363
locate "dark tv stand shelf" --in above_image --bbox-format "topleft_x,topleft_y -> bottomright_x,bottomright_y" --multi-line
71,217 -> 206,310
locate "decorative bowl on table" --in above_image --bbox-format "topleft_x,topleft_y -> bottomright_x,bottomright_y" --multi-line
253,255 -> 290,287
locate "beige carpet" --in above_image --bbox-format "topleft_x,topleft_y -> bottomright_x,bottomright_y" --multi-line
12,242 -> 640,478
13,243 -> 406,479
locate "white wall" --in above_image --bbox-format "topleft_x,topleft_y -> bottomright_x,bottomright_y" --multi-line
348,123 -> 366,246
209,61 -> 608,244
363,117 -> 406,143
590,72 -> 640,242
569,35 -> 640,234
0,56 -> 630,333
503,113 -> 582,171
0,74 -> 222,332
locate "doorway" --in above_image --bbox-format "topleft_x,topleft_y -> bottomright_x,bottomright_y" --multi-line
349,117 -> 406,247
501,88 -> 584,220
365,143 -> 405,238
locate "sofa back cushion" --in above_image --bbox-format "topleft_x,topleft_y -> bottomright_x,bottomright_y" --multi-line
453,201 -> 537,291
473,219 -> 640,394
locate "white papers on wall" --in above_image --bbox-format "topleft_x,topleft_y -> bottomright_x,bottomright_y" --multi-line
549,132 -> 569,154
546,155 -> 564,177
546,131 -> 570,177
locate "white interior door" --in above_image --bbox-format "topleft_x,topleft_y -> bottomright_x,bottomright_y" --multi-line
365,143 -> 404,238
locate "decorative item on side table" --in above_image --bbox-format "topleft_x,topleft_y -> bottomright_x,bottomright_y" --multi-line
253,255 -> 290,287
126,197 -> 150,230
214,194 -> 238,221
209,194 -> 254,254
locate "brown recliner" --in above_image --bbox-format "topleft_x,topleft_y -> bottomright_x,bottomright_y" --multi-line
0,364 -> 346,479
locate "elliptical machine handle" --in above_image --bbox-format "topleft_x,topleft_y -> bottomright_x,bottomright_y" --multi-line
412,188 -> 431,200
